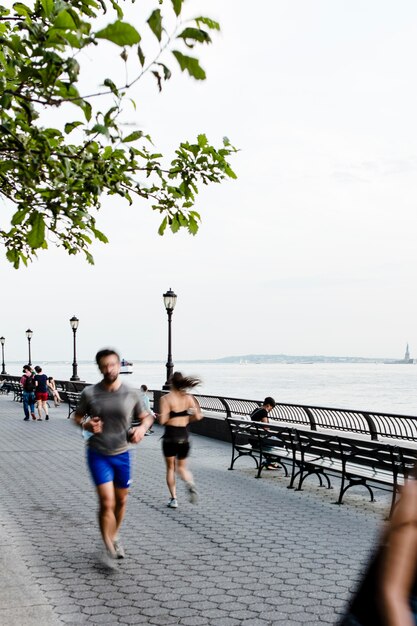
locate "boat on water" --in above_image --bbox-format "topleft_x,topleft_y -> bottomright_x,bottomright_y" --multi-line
120,359 -> 133,374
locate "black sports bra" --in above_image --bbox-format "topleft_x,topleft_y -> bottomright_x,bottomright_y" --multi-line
169,409 -> 188,418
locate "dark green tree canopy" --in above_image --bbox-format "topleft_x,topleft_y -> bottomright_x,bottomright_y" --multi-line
0,0 -> 237,267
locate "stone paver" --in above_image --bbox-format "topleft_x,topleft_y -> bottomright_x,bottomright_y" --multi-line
0,393 -> 387,624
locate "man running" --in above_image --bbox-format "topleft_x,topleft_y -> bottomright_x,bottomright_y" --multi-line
73,348 -> 154,567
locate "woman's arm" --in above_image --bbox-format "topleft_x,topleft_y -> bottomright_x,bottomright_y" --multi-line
381,478 -> 417,626
188,395 -> 203,422
158,395 -> 170,425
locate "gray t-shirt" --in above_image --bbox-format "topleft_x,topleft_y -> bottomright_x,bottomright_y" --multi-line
76,382 -> 146,456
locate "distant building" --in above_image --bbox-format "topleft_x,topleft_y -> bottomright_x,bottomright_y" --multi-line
391,343 -> 414,364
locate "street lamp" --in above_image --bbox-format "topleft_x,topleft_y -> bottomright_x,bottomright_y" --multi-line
69,316 -> 80,381
163,288 -> 177,390
25,329 -> 33,367
0,336 -> 7,375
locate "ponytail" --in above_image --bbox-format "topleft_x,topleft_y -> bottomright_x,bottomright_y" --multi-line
170,371 -> 201,391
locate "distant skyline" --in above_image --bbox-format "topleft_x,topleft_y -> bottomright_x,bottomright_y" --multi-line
1,0 -> 417,363
3,346 -> 415,366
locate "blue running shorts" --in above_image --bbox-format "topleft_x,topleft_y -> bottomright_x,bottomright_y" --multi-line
87,448 -> 132,489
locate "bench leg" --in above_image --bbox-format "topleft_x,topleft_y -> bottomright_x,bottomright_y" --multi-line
336,480 -> 374,505
297,469 -> 332,491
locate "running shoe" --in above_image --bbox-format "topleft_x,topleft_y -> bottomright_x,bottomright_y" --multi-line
100,549 -> 117,570
187,483 -> 198,504
167,498 -> 178,508
113,539 -> 125,559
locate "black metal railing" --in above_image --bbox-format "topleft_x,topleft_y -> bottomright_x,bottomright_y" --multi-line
2,374 -> 416,443
188,393 -> 417,443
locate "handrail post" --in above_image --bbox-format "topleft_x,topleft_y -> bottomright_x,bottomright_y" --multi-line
362,412 -> 378,440
304,407 -> 317,431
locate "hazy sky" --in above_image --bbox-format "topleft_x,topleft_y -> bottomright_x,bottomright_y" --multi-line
2,0 -> 417,363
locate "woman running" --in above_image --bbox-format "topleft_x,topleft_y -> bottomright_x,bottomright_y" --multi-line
159,372 -> 203,508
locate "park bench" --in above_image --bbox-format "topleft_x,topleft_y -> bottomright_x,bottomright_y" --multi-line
9,381 -> 22,402
62,391 -> 81,419
226,418 -> 296,478
226,417 -> 417,516
0,381 -> 11,395
290,429 -> 409,516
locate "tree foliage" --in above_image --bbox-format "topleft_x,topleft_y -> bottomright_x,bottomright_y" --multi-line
0,0 -> 237,267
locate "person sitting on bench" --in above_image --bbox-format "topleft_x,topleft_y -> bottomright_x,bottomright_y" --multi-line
250,397 -> 276,423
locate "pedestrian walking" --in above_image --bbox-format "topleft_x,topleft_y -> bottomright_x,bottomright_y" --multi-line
73,348 -> 154,568
34,365 -> 49,420
20,365 -> 36,421
159,371 -> 203,509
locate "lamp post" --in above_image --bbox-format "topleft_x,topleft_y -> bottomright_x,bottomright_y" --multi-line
0,336 -> 7,375
25,329 -> 33,367
69,316 -> 80,381
163,288 -> 177,390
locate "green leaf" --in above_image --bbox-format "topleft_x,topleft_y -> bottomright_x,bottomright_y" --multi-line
123,130 -> 143,143
172,51 -> 206,80
170,216 -> 180,233
103,78 -> 119,95
64,121 -> 83,134
0,160 -> 16,173
12,3 -> 31,18
85,251 -> 95,265
90,123 -> 109,137
91,227 -> 109,243
147,9 -> 162,42
137,44 -> 145,66
171,0 -> 183,16
6,248 -> 19,268
108,0 -> 124,19
156,62 -> 171,81
197,134 -> 208,148
41,0 -> 54,17
54,9 -> 77,29
195,17 -> 220,31
27,213 -> 46,249
96,21 -> 141,47
82,101 -> 92,122
158,216 -> 167,236
11,209 -> 27,226
177,27 -> 211,45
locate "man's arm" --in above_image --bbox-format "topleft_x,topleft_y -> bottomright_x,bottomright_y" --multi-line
129,409 -> 154,444
128,392 -> 155,444
72,390 -> 102,434
74,411 -> 103,433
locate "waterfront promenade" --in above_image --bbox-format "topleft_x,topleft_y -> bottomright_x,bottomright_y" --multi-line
0,394 -> 389,625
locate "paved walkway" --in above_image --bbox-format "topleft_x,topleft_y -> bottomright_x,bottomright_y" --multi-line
0,393 -> 389,625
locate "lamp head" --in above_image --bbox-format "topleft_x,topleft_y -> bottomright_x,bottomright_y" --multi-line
70,316 -> 79,330
163,288 -> 177,312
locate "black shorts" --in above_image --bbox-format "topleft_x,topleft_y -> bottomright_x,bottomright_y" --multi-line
162,438 -> 190,460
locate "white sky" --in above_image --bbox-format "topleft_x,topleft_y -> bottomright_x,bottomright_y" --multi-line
2,0 -> 417,362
